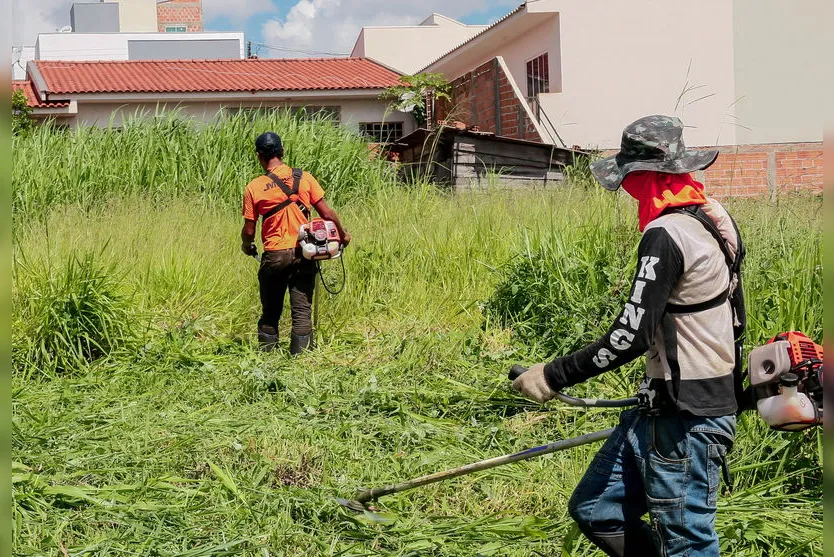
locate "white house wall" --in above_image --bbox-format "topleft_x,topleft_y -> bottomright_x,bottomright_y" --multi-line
354,24 -> 486,75
115,0 -> 158,32
492,16 -> 562,98
732,0 -> 824,144
337,99 -> 415,136
67,98 -> 415,137
539,0 -> 736,149
35,32 -> 245,61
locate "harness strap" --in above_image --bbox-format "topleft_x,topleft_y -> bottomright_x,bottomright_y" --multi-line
663,205 -> 736,314
666,288 -> 729,314
261,168 -> 308,222
668,205 -> 735,270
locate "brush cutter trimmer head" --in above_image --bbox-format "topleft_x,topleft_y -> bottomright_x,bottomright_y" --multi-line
334,497 -> 369,513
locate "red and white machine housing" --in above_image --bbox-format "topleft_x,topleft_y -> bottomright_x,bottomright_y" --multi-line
298,218 -> 342,261
747,331 -> 823,431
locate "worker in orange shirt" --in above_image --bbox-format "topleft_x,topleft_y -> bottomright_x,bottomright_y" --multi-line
241,132 -> 351,354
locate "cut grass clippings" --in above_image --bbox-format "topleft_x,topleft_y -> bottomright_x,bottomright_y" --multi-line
12,115 -> 822,556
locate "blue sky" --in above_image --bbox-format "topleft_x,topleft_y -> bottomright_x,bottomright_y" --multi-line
13,0 -> 518,55
201,0 -> 518,58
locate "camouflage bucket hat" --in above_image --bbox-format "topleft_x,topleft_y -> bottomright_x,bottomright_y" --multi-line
589,115 -> 719,191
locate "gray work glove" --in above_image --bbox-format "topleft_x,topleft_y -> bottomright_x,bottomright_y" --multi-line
512,363 -> 559,403
242,242 -> 258,257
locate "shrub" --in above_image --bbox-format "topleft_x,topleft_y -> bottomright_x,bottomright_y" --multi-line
16,251 -> 132,376
12,88 -> 32,136
485,221 -> 638,356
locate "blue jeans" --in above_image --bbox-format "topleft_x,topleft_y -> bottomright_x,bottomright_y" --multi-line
568,408 -> 735,557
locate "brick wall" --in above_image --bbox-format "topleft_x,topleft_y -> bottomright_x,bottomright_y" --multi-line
157,0 -> 203,32
600,142 -> 822,198
435,58 -> 541,142
697,143 -> 822,198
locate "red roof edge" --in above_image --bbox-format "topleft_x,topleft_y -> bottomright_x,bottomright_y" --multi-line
12,80 -> 70,109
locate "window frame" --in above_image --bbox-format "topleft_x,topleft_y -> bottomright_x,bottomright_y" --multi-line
290,105 -> 342,123
525,51 -> 550,98
358,121 -> 404,143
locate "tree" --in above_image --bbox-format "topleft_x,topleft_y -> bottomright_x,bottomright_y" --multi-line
380,73 -> 451,128
12,88 -> 33,135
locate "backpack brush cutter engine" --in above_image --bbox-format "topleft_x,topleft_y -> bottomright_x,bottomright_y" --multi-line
747,331 -> 823,431
248,218 -> 347,294
299,218 -> 342,261
299,218 -> 346,295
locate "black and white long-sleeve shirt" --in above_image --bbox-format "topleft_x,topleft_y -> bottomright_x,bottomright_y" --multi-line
543,200 -> 738,416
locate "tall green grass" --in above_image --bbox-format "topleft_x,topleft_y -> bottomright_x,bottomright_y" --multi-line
11,117 -> 822,555
12,110 -> 396,222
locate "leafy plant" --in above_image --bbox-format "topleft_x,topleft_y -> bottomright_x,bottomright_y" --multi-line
381,73 -> 452,127
12,88 -> 32,136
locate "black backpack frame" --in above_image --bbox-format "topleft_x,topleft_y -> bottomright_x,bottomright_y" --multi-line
261,168 -> 310,222
666,205 -> 749,413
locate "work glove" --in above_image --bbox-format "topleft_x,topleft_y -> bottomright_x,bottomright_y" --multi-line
341,230 -> 352,247
512,363 -> 559,403
242,242 -> 258,257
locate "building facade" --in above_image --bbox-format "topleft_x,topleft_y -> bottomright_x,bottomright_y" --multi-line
156,0 -> 203,33
414,0 -> 823,197
15,58 -> 415,141
33,32 -> 244,63
351,14 -> 486,75
12,0 -> 206,79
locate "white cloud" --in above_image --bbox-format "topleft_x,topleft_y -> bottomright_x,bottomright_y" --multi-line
11,0 -> 74,45
259,0 -> 516,56
10,0 -> 516,57
262,0 -> 340,47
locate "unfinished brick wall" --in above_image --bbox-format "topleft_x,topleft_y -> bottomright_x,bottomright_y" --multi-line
157,0 -> 203,32
599,142 -> 822,198
696,143 -> 822,198
435,57 -> 541,142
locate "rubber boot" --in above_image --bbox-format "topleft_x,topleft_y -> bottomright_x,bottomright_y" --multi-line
584,522 -> 660,557
289,332 -> 313,355
258,325 -> 278,352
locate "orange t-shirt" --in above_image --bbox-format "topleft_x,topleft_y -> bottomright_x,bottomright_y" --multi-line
242,164 -> 325,251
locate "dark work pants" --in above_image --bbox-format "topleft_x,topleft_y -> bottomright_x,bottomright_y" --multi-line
257,248 -> 316,336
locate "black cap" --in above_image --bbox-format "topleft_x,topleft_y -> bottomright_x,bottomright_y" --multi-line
255,132 -> 283,157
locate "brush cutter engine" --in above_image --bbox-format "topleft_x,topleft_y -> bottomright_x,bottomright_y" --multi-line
299,218 -> 342,261
747,331 -> 823,431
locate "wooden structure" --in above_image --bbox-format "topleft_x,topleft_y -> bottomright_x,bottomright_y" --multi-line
385,127 -> 586,189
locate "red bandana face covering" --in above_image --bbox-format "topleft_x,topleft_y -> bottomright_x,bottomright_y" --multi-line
620,171 -> 708,231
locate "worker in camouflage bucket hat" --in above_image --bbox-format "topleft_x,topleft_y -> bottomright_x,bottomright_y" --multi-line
512,115 -> 744,556
590,114 -> 718,190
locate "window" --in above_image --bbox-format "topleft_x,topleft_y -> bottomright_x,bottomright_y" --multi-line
226,106 -> 341,124
526,52 -> 550,97
164,25 -> 187,33
359,122 -> 403,143
290,106 -> 341,123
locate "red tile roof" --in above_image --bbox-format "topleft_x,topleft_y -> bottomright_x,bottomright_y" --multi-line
12,80 -> 70,108
33,58 -> 402,95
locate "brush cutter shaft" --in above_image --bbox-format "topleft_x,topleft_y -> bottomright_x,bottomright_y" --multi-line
355,427 -> 614,504
509,365 -> 638,407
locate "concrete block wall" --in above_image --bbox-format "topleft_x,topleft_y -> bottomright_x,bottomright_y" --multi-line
435,57 -> 541,142
157,0 -> 203,32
